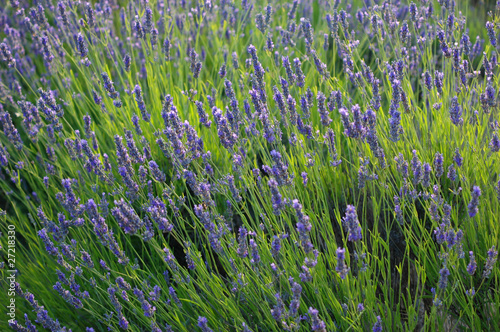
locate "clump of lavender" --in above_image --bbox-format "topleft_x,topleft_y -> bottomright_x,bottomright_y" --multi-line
0,42 -> 16,67
411,150 -> 423,186
311,49 -> 329,78
101,72 -> 122,107
486,21 -> 497,47
336,247 -> 350,279
371,316 -> 383,332
490,133 -> 500,152
324,129 -> 342,167
198,317 -> 214,332
467,186 -> 481,218
317,92 -> 332,126
268,178 -> 285,215
1,111 -> 23,150
438,265 -> 450,289
483,246 -> 498,278
190,49 -> 203,79
388,79 -> 404,141
282,56 -> 296,86
343,205 -> 362,242
434,153 -> 444,178
449,97 -> 463,126
308,307 -> 327,332
447,163 -> 457,182
293,199 -> 313,254
467,251 -> 477,275
288,282 -> 302,318
134,85 -> 151,122
294,58 -> 305,87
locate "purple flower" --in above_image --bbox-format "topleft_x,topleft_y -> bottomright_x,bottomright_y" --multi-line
411,150 -> 422,185
134,85 -> 150,122
301,172 -> 308,187
268,178 -> 285,215
0,42 -> 16,67
467,186 -> 481,218
400,21 -> 409,44
134,288 -> 156,317
449,97 -> 463,126
118,166 -> 140,201
486,21 -> 497,47
38,228 -> 59,256
288,282 -> 302,317
373,316 -> 383,332
195,101 -> 212,128
343,205 -> 362,242
249,239 -> 260,264
119,315 -> 129,329
149,285 -> 161,302
433,153 -> 444,178
101,72 -> 120,104
490,133 -> 500,152
293,199 -> 314,254
271,293 -> 285,321
273,86 -> 288,126
169,286 -> 182,307
149,160 -> 166,182
434,71 -> 444,95
453,148 -> 463,167
163,38 -> 171,60
309,307 -> 326,331
467,251 -> 477,275
447,163 -> 457,182
483,246 -> 498,278
271,234 -> 287,258
496,179 -> 500,201
112,198 -> 143,235
422,163 -> 432,187
282,56 -> 296,85
294,58 -> 305,87
422,71 -> 433,90
58,179 -> 83,218
198,317 -> 213,332
437,30 -> 451,57
311,49 -> 329,78
1,111 -> 23,150
317,92 -> 332,126
438,266 -> 450,289
336,247 -> 350,279
324,129 -> 341,166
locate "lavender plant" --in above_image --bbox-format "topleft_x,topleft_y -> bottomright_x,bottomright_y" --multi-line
0,0 -> 500,331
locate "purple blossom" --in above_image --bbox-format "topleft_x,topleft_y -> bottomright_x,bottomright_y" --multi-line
271,293 -> 285,321
373,316 -> 383,332
467,186 -> 481,217
483,246 -> 498,278
486,21 -> 497,47
467,251 -> 477,275
343,205 -> 362,242
198,317 -> 213,332
336,247 -> 350,279
149,160 -> 166,182
134,85 -> 150,122
288,282 -> 302,317
317,92 -> 332,126
308,307 -> 326,331
449,97 -> 463,126
293,199 -> 313,254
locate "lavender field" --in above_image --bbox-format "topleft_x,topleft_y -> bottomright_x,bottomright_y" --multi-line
0,0 -> 499,331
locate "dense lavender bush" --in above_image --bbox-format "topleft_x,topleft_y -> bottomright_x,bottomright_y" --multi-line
0,0 -> 500,331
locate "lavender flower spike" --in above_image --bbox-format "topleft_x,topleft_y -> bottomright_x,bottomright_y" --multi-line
467,186 -> 481,218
